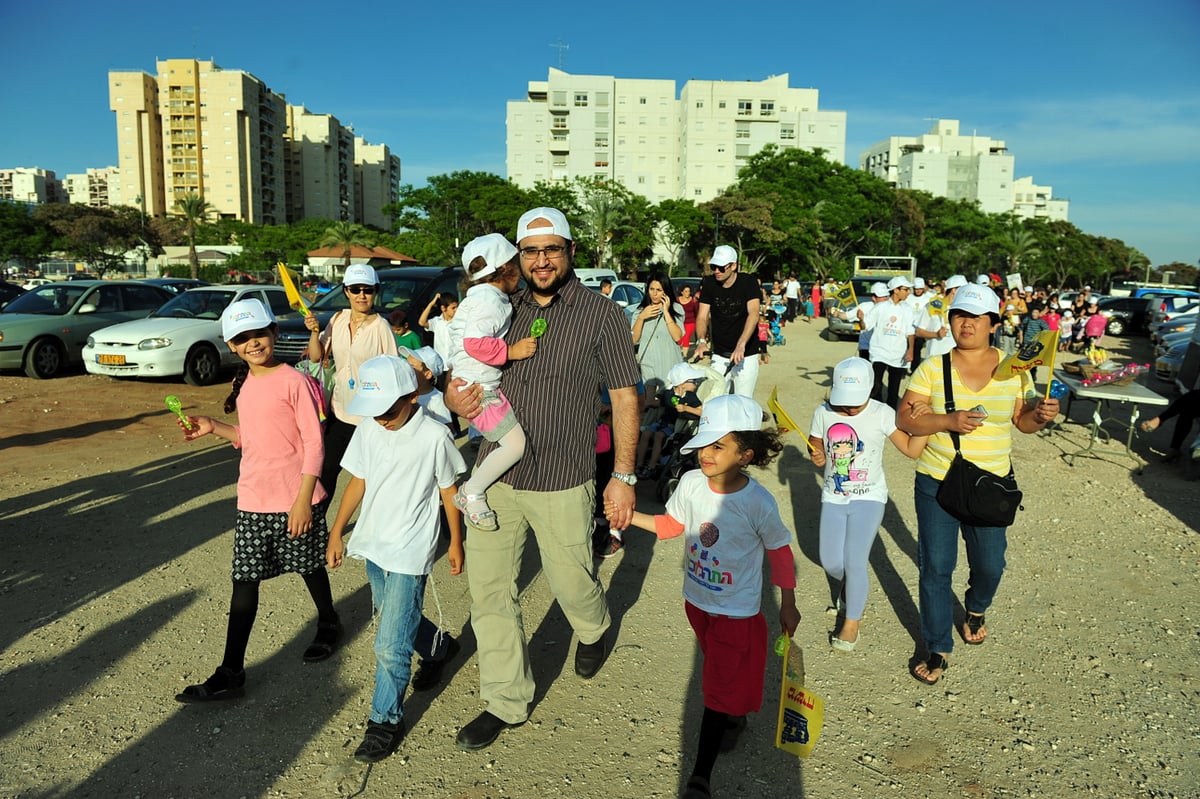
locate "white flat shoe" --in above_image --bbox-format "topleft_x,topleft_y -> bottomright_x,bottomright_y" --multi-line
830,635 -> 858,652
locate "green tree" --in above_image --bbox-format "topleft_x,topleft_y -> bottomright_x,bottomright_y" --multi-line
318,220 -> 372,270
33,204 -> 143,277
0,201 -> 54,268
174,193 -> 214,279
654,199 -> 708,274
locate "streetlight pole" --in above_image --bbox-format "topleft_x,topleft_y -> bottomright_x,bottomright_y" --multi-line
136,194 -> 148,277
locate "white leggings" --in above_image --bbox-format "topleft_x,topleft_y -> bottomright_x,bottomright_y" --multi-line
818,500 -> 886,621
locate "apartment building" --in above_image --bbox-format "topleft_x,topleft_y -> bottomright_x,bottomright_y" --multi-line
285,105 -> 356,223
354,137 -> 402,231
1011,175 -> 1069,222
63,167 -> 120,208
507,68 -> 846,205
860,119 -> 1068,220
0,167 -> 63,205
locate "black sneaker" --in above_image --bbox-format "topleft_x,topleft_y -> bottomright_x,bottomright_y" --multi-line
354,720 -> 405,763
411,637 -> 461,692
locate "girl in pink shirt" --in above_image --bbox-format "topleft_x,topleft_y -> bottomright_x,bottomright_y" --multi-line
174,299 -> 340,703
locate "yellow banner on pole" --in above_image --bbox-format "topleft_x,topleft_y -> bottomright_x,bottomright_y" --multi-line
276,262 -> 310,316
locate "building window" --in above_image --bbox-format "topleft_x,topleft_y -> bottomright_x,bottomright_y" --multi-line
736,125 -> 750,139
639,97 -> 647,104
637,176 -> 645,184
760,101 -> 774,116
737,100 -> 752,116
552,90 -> 567,106
780,124 -> 795,140
718,100 -> 726,109
595,112 -> 609,127
695,188 -> 703,196
574,92 -> 588,107
552,118 -> 568,130
695,101 -> 704,108
596,92 -> 609,106
595,134 -> 609,148
595,155 -> 609,167
553,156 -> 567,167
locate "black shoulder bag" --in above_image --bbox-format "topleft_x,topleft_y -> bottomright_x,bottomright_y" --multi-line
934,354 -> 1023,528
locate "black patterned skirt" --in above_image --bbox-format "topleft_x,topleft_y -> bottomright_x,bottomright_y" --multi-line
231,508 -> 329,581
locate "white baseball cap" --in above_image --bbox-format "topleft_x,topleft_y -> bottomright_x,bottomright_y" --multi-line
517,207 -> 573,242
887,276 -> 913,291
347,355 -> 418,417
399,345 -> 444,378
666,362 -> 706,389
681,394 -> 764,454
870,282 -> 889,298
461,233 -> 517,280
708,245 -> 738,267
913,277 -> 926,289
949,283 -> 1001,318
222,298 -> 275,341
944,275 -> 968,290
830,357 -> 874,407
975,274 -> 990,285
343,263 -> 378,286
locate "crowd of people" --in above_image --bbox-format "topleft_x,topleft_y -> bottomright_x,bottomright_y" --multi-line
176,217 -> 1140,799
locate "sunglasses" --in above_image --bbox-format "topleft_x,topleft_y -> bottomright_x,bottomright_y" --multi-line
346,285 -> 377,295
712,262 -> 735,273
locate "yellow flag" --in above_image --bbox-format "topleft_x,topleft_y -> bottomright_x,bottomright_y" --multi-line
775,639 -> 824,758
833,281 -> 857,312
768,387 -> 816,453
995,329 -> 1058,381
925,295 -> 947,317
276,262 -> 310,316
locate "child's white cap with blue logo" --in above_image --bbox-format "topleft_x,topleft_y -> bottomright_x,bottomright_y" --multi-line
830,357 -> 874,407
347,355 -> 418,417
222,298 -> 275,341
681,394 -> 764,454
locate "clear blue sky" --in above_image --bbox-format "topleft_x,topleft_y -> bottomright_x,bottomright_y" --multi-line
2,0 -> 1197,268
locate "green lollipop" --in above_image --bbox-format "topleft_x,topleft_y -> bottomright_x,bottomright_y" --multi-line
530,318 -> 548,338
165,395 -> 193,430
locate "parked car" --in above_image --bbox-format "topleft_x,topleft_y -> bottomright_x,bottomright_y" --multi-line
1154,340 -> 1189,383
141,277 -> 212,295
1095,296 -> 1152,336
65,273 -> 99,281
1149,298 -> 1198,329
588,280 -> 644,324
1155,329 -> 1194,358
1058,291 -> 1108,310
574,268 -> 619,287
1150,312 -> 1197,343
274,266 -> 461,363
0,281 -> 172,378
22,278 -> 52,290
0,281 -> 26,310
84,285 -> 297,386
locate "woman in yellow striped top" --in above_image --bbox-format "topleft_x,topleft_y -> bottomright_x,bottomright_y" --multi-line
898,283 -> 1059,685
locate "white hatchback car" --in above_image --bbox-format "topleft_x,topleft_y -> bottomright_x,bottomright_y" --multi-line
84,285 -> 297,385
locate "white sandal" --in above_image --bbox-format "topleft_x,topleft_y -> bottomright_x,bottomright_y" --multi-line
454,490 -> 498,531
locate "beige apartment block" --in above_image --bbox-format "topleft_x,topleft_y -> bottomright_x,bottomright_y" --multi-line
110,59 -> 287,225
507,68 -> 847,205
0,167 -> 62,205
859,119 -> 1066,219
1012,175 -> 1069,222
63,167 -> 120,208
354,137 -> 401,231
285,105 -> 356,223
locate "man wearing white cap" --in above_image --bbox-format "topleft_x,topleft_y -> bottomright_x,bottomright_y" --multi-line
694,245 -> 763,398
907,277 -> 932,374
914,275 -> 967,364
446,207 -> 641,751
863,276 -> 917,409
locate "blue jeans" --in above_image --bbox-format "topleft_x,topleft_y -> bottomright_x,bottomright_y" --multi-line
914,471 -> 1008,655
365,561 -> 428,725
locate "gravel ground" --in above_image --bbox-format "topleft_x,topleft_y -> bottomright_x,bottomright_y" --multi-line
1,319 -> 1197,799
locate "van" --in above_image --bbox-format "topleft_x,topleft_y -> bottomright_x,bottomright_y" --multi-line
575,268 -> 619,287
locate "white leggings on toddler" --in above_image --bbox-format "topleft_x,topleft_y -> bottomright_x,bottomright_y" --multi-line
818,500 -> 886,621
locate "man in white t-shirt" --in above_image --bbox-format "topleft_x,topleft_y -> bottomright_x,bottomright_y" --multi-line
863,276 -> 916,409
848,282 -> 889,359
783,274 -> 801,322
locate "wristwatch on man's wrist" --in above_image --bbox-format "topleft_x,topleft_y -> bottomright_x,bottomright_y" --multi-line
611,471 -> 638,486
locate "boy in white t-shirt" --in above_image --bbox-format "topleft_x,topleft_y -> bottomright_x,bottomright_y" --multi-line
326,355 -> 466,764
864,276 -> 917,409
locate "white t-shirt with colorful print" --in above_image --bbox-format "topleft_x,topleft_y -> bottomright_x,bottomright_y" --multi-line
808,400 -> 897,505
665,470 -> 794,619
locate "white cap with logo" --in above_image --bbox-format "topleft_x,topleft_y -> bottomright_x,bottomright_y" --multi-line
399,345 -> 444,378
830,357 -> 874,407
887,276 -> 913,291
870,282 -> 889,298
950,283 -> 1001,318
708,245 -> 738,267
461,233 -> 517,280
222,298 -> 276,341
681,394 -> 764,454
517,207 -> 573,242
913,277 -> 926,289
944,275 -> 968,290
343,263 -> 378,287
347,355 -> 418,418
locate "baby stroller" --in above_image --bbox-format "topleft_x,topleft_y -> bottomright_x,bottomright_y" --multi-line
655,361 -> 730,503
769,314 -> 786,346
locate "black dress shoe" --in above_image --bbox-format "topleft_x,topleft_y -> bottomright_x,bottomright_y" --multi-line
456,711 -> 522,751
574,636 -> 608,678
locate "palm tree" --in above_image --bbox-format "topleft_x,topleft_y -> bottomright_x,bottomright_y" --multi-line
581,191 -> 626,273
1006,224 -> 1041,275
175,193 -> 213,280
319,221 -> 372,272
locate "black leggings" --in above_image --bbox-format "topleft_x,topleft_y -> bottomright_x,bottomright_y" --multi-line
1156,389 -> 1200,451
318,411 -> 357,503
221,570 -> 338,672
871,361 -> 906,409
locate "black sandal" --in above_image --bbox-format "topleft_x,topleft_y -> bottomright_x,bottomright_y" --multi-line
961,613 -> 987,645
176,665 -> 246,703
303,619 -> 343,663
909,653 -> 948,685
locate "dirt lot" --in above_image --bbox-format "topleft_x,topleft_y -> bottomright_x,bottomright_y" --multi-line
1,322 -> 1197,799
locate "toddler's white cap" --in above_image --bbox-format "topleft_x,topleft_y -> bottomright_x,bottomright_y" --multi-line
461,233 -> 517,280
399,346 -> 445,379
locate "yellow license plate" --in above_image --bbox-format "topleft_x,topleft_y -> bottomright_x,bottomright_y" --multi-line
96,354 -> 126,365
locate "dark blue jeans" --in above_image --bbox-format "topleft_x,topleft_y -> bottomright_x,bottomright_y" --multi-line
914,471 -> 1008,655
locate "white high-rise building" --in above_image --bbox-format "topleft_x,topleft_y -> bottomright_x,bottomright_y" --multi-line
1011,175 -> 1069,222
507,68 -> 846,205
285,105 -> 356,223
860,119 -> 1067,220
354,137 -> 402,231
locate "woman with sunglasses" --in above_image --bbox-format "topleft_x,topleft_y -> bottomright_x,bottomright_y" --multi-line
304,264 -> 398,506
